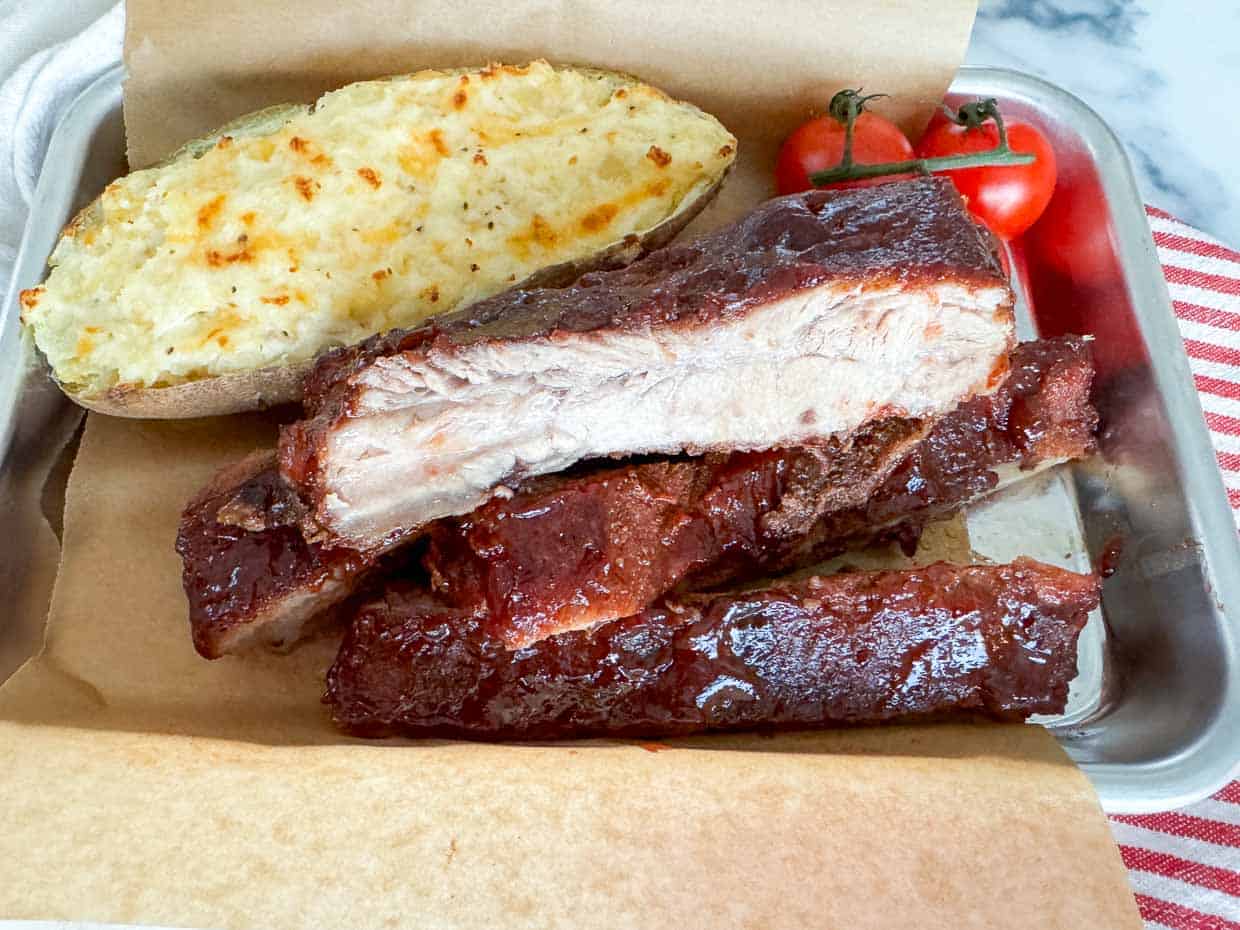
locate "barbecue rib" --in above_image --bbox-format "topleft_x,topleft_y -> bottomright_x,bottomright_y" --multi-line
178,337 -> 1094,658
326,559 -> 1099,740
280,178 -> 1014,550
425,336 -> 1096,647
175,453 -> 399,658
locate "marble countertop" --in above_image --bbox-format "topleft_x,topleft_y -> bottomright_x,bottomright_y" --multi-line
966,0 -> 1240,246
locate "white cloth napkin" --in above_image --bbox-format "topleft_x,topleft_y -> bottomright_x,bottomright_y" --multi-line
0,0 -> 123,287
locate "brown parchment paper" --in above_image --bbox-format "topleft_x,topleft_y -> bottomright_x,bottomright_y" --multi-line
0,1 -> 1141,927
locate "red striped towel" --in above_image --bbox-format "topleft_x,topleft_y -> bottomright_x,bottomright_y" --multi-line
1110,208 -> 1240,928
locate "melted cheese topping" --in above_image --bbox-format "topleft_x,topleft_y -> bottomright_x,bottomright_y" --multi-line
22,62 -> 735,396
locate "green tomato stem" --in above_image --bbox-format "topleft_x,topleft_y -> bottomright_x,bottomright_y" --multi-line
809,148 -> 1034,186
808,94 -> 1034,187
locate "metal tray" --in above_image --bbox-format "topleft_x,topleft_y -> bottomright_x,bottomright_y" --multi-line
1,64 -> 1236,813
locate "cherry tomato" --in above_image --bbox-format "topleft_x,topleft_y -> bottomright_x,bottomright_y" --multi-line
915,117 -> 1057,239
1026,177 -> 1116,287
775,111 -> 915,194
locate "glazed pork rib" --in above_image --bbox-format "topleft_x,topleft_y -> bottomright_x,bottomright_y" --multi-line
327,559 -> 1099,740
424,336 -> 1097,648
280,178 -> 1014,550
177,337 -> 1094,658
174,453 -> 379,658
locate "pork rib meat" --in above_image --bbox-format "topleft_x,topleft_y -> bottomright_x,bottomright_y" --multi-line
175,453 -> 403,658
326,558 -> 1099,740
424,336 -> 1096,647
280,178 -> 1014,550
178,338 -> 1093,657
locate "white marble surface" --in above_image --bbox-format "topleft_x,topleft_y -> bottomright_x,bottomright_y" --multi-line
967,0 -> 1240,246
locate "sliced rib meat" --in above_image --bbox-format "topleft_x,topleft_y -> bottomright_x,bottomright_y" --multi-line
280,178 -> 1014,550
178,337 -> 1094,657
326,558 -> 1099,740
424,336 -> 1097,647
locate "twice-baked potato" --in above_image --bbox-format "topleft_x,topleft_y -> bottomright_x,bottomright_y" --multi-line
21,61 -> 736,418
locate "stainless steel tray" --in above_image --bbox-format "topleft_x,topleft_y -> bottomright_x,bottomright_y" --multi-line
1,64 -> 1236,813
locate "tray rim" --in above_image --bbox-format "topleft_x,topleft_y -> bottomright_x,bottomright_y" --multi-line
0,64 -> 124,459
954,65 -> 1240,812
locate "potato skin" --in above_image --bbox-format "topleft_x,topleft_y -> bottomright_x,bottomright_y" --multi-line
26,63 -> 736,419
69,361 -> 311,419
